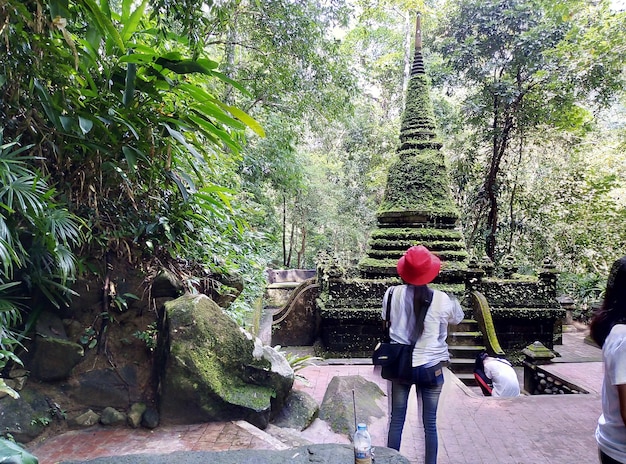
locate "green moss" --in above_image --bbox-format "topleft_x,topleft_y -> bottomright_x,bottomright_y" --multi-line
358,256 -> 468,271
379,150 -> 458,216
471,291 -> 505,355
368,238 -> 466,251
188,350 -> 273,411
370,227 -> 464,241
400,74 -> 438,132
165,295 -> 276,413
491,308 -> 566,320
374,70 -> 459,219
365,248 -> 468,261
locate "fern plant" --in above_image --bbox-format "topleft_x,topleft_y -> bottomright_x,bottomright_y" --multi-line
274,345 -> 322,386
0,132 -> 83,397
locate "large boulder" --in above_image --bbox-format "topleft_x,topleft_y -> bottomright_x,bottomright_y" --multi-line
319,375 -> 386,437
271,389 -> 318,431
159,294 -> 294,428
0,388 -> 50,442
28,311 -> 84,381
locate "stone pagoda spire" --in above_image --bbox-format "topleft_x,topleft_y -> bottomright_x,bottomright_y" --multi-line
358,13 -> 467,287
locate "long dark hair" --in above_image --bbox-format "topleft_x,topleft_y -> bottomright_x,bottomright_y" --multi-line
590,256 -> 626,348
412,285 -> 434,338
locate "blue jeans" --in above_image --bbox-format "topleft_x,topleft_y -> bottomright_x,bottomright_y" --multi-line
387,379 -> 443,464
599,449 -> 625,464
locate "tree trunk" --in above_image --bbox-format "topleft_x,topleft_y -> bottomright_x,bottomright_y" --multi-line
286,218 -> 295,268
484,93 -> 514,260
282,194 -> 287,266
296,224 -> 306,268
507,131 -> 525,254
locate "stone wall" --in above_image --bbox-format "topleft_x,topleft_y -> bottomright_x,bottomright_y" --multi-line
490,308 -> 564,349
523,362 -> 588,395
314,255 -> 565,357
465,259 -> 565,349
317,273 -> 391,357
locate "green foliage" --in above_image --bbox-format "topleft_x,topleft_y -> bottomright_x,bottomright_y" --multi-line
133,322 -> 158,351
0,0 -> 276,331
558,272 -> 605,322
0,438 -> 38,464
79,326 -> 98,350
274,345 -> 322,386
30,415 -> 52,427
0,131 -> 84,386
1,0 -> 263,261
431,0 -> 626,262
497,128 -> 626,276
111,293 -> 140,312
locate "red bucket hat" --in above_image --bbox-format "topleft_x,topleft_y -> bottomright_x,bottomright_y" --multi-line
396,245 -> 441,286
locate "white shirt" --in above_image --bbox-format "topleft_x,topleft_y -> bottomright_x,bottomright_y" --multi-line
482,356 -> 520,397
382,285 -> 464,367
596,324 -> 626,462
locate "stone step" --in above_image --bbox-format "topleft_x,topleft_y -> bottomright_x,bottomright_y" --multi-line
448,357 -> 476,374
454,372 -> 478,387
447,331 -> 483,346
263,424 -> 314,448
448,345 -> 486,362
234,421 -> 292,450
450,318 -> 479,332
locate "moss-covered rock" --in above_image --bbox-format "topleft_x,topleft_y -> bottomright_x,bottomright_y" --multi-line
319,375 -> 385,437
159,294 -> 293,429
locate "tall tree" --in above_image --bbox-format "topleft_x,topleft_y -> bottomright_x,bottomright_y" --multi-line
206,0 -> 358,267
431,0 -> 626,261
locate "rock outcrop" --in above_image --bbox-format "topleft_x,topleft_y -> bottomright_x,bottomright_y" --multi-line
159,294 -> 294,429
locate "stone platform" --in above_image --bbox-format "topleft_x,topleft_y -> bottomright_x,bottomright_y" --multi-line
28,329 -> 603,464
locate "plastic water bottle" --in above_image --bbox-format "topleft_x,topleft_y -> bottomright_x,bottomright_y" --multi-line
354,423 -> 372,464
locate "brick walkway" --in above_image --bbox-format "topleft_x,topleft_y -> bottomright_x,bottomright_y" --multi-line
28,330 -> 604,464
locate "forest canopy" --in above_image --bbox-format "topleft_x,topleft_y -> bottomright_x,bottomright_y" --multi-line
1,0 -> 625,378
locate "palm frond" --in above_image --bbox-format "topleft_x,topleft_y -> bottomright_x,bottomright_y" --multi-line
44,208 -> 85,247
0,175 -> 48,216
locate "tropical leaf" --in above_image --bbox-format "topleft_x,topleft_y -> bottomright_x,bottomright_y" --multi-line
155,57 -> 214,75
123,62 -> 137,107
120,0 -> 148,41
79,0 -> 125,52
218,103 -> 265,138
162,123 -> 202,161
0,437 -> 38,462
78,116 -> 94,134
210,70 -> 251,97
0,176 -> 48,215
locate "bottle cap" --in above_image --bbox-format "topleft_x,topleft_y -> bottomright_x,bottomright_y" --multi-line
357,423 -> 367,431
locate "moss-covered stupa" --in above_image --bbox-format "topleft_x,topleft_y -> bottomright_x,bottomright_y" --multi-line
358,14 -> 467,288
277,14 -> 562,361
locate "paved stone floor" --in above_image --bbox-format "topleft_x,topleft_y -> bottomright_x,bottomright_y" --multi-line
28,329 -> 604,464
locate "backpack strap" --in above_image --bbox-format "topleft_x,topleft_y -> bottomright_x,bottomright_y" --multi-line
382,287 -> 395,343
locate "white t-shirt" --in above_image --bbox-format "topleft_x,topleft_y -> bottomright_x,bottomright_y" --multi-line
596,324 -> 626,462
483,356 -> 520,398
382,285 -> 464,367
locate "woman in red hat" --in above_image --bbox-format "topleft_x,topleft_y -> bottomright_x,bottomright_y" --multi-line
590,256 -> 626,464
383,245 -> 464,464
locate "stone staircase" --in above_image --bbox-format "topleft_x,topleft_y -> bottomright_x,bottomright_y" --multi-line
447,316 -> 486,386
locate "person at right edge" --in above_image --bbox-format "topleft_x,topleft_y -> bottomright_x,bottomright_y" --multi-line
590,256 -> 626,464
382,245 -> 464,464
